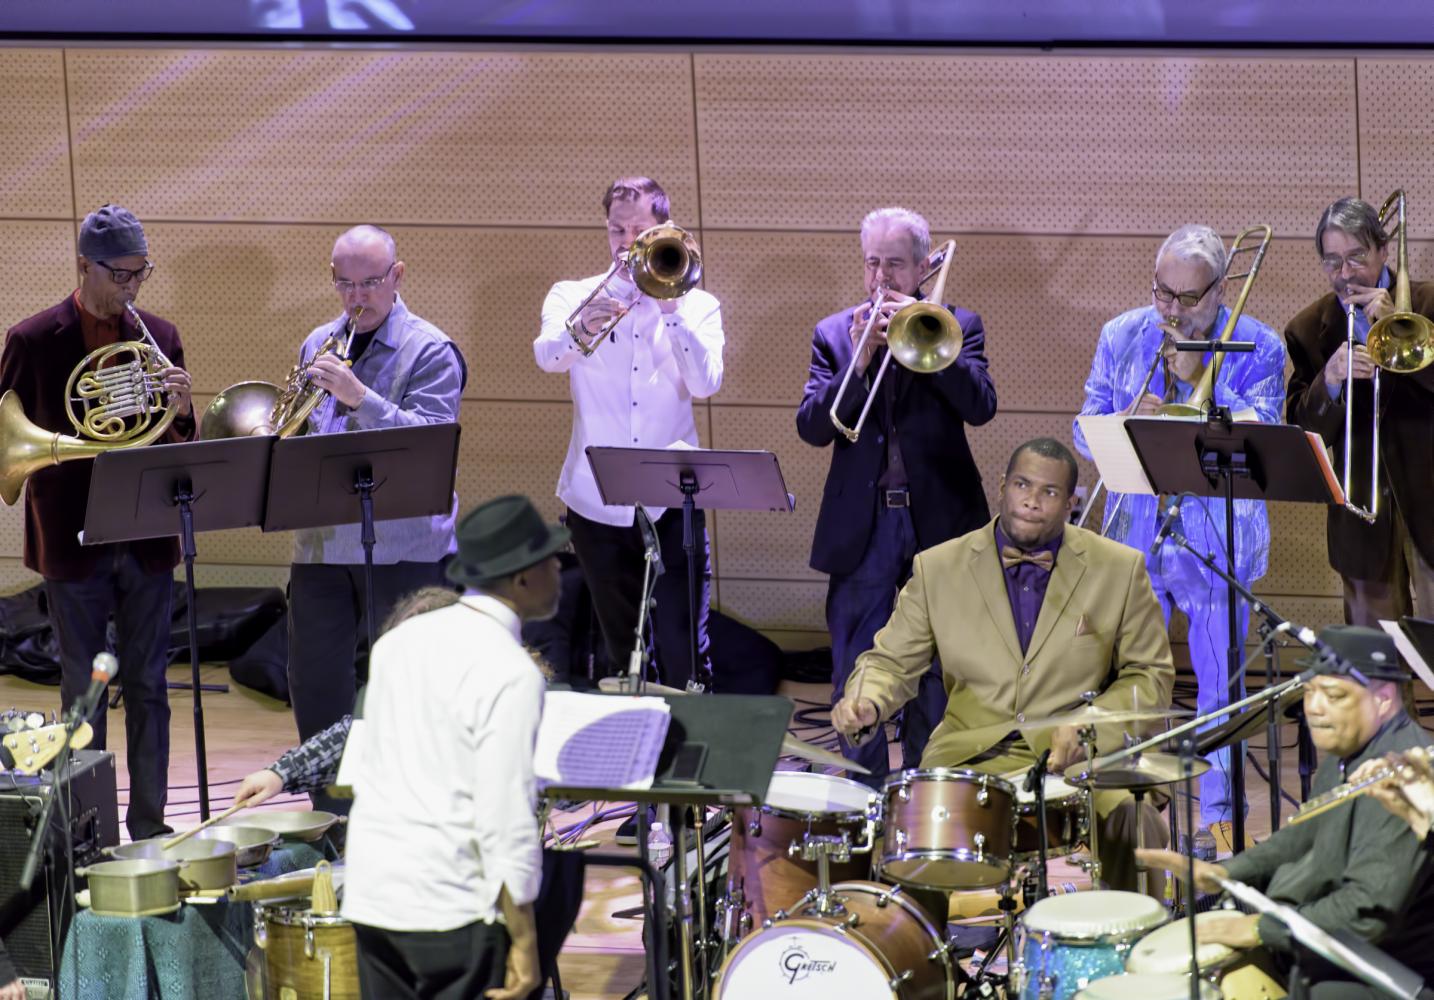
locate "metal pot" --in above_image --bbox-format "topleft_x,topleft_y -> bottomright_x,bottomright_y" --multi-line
223,810 -> 342,844
193,825 -> 280,868
110,836 -> 238,892
77,859 -> 181,917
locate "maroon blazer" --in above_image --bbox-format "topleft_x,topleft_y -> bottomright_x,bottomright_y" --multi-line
1284,280 -> 1434,580
0,295 -> 196,581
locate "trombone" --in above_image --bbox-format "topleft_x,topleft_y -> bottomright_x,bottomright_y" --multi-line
1341,190 -> 1434,523
564,223 -> 702,355
828,239 -> 962,443
1077,224 -> 1272,532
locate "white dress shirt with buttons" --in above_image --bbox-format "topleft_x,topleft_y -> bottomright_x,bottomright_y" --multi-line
534,272 -> 724,527
341,595 -> 545,931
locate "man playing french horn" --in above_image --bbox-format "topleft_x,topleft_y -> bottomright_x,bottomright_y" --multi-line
1073,224 -> 1286,857
283,224 -> 466,817
1285,196 -> 1434,626
0,204 -> 193,840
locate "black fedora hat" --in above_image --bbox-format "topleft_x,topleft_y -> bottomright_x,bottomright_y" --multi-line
1298,624 -> 1411,682
445,495 -> 570,588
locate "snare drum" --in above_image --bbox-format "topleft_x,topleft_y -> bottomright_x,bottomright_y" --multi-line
1125,915 -> 1287,1000
1013,773 -> 1088,861
255,901 -> 359,1000
1076,973 -> 1220,1000
1016,890 -> 1168,1000
714,880 -> 953,1000
727,771 -> 873,934
881,769 -> 1016,890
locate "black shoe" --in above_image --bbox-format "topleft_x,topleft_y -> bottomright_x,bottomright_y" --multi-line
615,807 -> 654,846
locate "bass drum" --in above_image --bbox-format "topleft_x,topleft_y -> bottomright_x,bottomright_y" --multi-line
714,880 -> 952,1000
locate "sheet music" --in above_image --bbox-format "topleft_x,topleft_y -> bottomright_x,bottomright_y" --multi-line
535,692 -> 671,791
1379,619 -> 1434,691
1076,414 -> 1156,495
1306,430 -> 1347,505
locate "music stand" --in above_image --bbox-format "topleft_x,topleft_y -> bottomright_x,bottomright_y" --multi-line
82,435 -> 276,820
1124,412 -> 1343,851
545,692 -> 791,1000
585,446 -> 794,689
262,423 -> 460,651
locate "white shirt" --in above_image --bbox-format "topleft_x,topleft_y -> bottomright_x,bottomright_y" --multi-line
341,595 -> 544,931
534,271 -> 724,526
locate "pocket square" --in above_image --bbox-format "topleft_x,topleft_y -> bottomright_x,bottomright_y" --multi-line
1074,614 -> 1093,638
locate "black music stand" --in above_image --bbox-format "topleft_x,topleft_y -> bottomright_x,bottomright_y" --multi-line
585,446 -> 794,690
546,692 -> 791,1000
1125,412 -> 1342,850
82,435 -> 276,820
262,423 -> 460,651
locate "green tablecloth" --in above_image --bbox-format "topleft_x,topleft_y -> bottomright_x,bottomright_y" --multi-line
59,840 -> 333,1000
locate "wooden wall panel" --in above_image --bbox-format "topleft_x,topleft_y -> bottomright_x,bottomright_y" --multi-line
3,220 -> 83,350
132,222 -> 611,402
1357,60 -> 1434,238
65,50 -> 699,227
694,55 -> 1357,237
0,50 -> 72,220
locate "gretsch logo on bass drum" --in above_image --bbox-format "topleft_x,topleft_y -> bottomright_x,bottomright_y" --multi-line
780,944 -> 837,985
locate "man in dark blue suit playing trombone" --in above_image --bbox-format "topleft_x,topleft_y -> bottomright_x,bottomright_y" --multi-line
798,206 -> 998,784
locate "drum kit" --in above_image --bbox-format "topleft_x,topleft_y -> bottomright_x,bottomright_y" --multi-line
701,702 -> 1272,1000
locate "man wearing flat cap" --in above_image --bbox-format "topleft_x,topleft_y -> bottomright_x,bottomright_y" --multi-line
342,495 -> 564,1000
0,204 -> 193,839
1140,626 -> 1434,997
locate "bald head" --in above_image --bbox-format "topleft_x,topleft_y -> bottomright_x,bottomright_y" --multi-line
330,224 -> 403,333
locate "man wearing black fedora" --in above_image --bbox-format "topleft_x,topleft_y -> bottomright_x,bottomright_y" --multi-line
341,495 -> 566,1000
1140,625 -> 1434,997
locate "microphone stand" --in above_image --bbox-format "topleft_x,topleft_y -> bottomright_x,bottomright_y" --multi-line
1025,749 -> 1052,901
17,698 -> 92,892
624,508 -> 664,696
1182,738 -> 1199,1000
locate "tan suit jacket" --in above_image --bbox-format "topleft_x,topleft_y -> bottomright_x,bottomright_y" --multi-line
849,519 -> 1174,767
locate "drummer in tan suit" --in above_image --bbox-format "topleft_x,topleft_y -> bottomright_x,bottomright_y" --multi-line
833,437 -> 1175,892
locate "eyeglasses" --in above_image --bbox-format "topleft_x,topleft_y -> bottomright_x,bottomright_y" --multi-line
94,260 -> 154,284
1151,273 -> 1221,308
332,262 -> 395,294
1320,250 -> 1371,273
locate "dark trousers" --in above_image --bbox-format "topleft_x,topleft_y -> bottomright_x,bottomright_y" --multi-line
354,920 -> 508,1000
44,547 -> 173,840
287,560 -> 448,810
826,505 -> 945,788
566,507 -> 712,689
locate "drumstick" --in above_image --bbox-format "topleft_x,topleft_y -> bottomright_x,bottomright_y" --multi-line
161,801 -> 245,850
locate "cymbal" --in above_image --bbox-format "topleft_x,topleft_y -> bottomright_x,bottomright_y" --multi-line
1014,704 -> 1191,731
780,733 -> 872,776
1064,752 -> 1212,790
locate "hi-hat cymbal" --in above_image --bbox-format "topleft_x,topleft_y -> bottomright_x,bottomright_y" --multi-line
1064,752 -> 1212,790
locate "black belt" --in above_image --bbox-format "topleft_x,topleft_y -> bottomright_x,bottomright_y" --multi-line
882,488 -> 910,508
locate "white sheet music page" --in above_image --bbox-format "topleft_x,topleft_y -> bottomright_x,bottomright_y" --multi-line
1379,619 -> 1434,691
535,692 -> 671,791
1076,414 -> 1156,495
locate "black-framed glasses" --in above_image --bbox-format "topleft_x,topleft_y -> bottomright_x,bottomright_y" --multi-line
1151,273 -> 1221,308
95,260 -> 154,284
1320,250 -> 1370,273
332,262 -> 396,294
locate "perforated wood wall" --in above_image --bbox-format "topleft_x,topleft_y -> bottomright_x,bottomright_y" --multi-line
1,46 -> 1419,655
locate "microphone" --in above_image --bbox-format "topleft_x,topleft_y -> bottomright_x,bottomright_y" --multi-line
635,506 -> 664,577
1150,500 -> 1183,554
1026,748 -> 1052,794
71,652 -> 118,722
1171,340 -> 1255,353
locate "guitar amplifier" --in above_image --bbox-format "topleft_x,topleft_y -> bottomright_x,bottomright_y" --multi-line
0,750 -> 119,995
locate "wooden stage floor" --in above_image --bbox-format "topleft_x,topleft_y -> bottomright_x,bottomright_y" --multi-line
0,665 -> 1387,1000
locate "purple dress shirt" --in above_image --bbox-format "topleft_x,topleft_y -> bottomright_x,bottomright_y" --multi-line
993,522 -> 1062,654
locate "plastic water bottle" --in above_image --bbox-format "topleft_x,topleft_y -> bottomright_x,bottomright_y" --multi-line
647,821 -> 673,868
